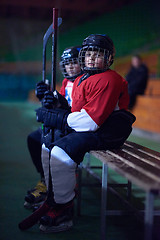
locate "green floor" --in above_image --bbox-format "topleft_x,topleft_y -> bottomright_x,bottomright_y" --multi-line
0,101 -> 160,240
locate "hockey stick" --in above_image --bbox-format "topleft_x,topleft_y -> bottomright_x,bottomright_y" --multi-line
51,8 -> 58,91
18,8 -> 60,231
42,17 -> 62,82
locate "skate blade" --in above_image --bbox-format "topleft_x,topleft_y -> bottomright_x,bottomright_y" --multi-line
39,220 -> 73,233
24,201 -> 44,210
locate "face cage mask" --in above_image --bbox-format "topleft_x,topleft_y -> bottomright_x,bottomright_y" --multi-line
79,46 -> 113,75
59,58 -> 82,81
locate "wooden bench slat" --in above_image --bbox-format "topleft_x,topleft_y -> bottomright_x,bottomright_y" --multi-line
125,141 -> 160,159
122,145 -> 160,169
90,150 -> 160,192
108,150 -> 160,182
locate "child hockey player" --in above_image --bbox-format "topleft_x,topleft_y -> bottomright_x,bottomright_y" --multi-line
37,34 -> 136,233
24,46 -> 82,209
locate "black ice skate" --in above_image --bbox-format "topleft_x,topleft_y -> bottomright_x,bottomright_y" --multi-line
39,200 -> 74,233
24,181 -> 47,209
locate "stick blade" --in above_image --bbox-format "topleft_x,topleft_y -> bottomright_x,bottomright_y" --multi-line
18,201 -> 50,231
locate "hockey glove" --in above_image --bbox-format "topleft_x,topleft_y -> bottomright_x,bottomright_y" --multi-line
35,81 -> 49,101
43,108 -> 71,133
43,90 -> 70,110
35,107 -> 47,123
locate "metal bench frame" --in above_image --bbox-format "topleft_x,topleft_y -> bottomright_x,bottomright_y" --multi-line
77,141 -> 160,240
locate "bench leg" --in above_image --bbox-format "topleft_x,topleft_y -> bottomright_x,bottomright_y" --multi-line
144,191 -> 154,240
127,180 -> 132,200
101,163 -> 108,240
85,152 -> 91,177
76,164 -> 82,216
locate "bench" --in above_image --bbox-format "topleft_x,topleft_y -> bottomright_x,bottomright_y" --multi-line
77,140 -> 160,240
131,96 -> 160,133
145,79 -> 160,96
131,79 -> 160,133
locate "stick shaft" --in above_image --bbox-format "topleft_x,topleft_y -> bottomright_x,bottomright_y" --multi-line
51,8 -> 58,91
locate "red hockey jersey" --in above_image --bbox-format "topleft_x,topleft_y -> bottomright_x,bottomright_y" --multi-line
71,69 -> 129,126
60,78 -> 74,107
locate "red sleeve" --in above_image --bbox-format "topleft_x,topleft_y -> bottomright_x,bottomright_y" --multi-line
59,78 -> 68,97
118,81 -> 129,109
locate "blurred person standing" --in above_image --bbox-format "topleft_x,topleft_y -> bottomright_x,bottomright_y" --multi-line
125,54 -> 148,110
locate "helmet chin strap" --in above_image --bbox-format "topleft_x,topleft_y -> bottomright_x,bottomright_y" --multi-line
66,71 -> 83,82
83,67 -> 105,75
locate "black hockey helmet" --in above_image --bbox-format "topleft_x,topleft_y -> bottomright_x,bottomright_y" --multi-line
79,34 -> 115,74
59,46 -> 82,81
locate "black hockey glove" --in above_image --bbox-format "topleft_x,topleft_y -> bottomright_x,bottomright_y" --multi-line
35,107 -> 47,123
35,81 -> 49,101
43,90 -> 70,110
43,108 -> 72,133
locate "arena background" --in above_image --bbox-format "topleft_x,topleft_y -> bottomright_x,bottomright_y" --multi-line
0,0 -> 160,239
0,0 -> 160,100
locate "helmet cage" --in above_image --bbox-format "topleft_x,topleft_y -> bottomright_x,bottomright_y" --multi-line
79,45 -> 113,74
59,57 -> 81,81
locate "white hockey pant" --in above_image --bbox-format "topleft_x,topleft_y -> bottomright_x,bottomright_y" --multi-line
41,144 -> 77,204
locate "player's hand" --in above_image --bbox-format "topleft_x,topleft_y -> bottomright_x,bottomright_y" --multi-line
53,90 -> 70,110
43,90 -> 57,109
35,81 -> 49,101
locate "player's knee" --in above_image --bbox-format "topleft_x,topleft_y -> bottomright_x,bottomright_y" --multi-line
41,144 -> 50,163
50,146 -> 77,171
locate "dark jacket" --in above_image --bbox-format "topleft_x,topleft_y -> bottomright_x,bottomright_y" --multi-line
126,64 -> 148,96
